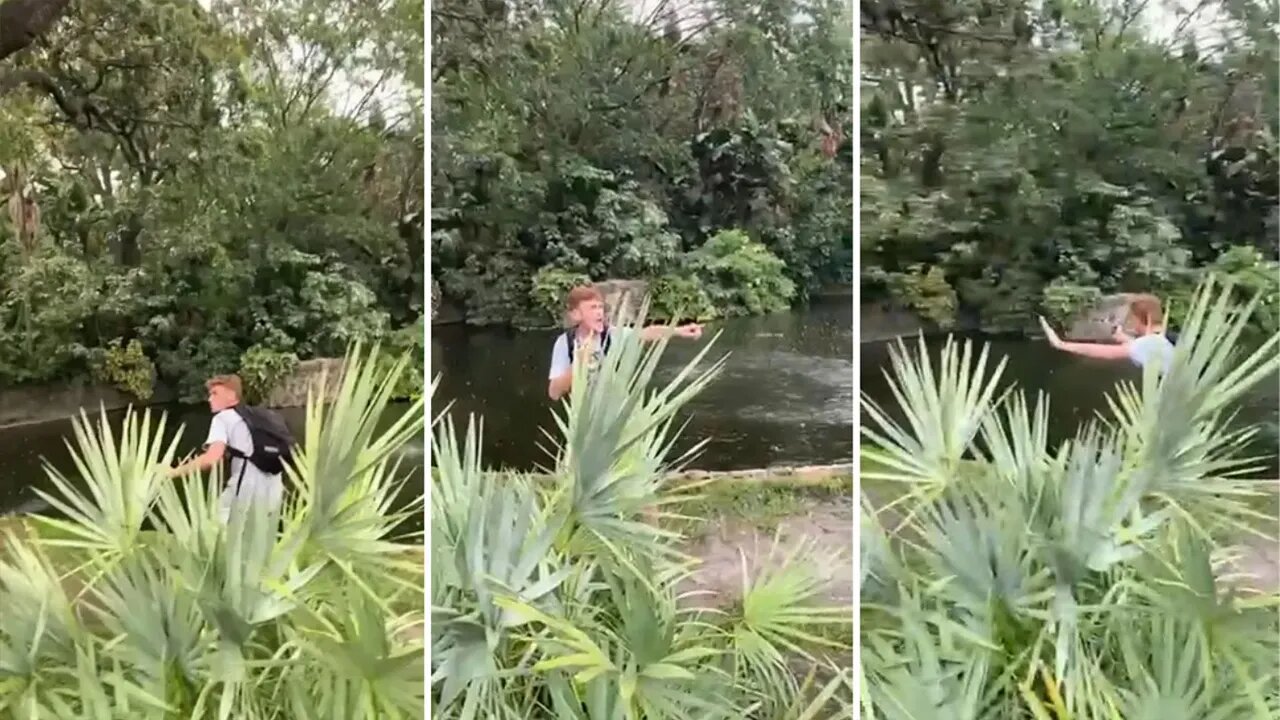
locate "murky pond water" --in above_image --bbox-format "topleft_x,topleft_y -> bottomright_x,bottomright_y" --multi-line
0,404 -> 424,522
430,299 -> 856,471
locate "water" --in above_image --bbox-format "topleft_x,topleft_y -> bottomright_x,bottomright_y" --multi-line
430,299 -> 856,471
861,335 -> 1280,477
0,404 -> 425,519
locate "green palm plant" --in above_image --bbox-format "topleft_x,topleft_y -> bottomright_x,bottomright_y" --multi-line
432,307 -> 853,718
0,345 -> 424,719
861,279 -> 1280,719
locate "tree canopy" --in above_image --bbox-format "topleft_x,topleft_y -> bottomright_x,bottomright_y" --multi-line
432,0 -> 854,326
0,0 -> 424,399
861,0 -> 1278,335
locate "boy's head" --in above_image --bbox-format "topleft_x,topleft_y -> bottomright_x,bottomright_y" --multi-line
1128,294 -> 1164,333
565,285 -> 606,333
205,375 -> 243,413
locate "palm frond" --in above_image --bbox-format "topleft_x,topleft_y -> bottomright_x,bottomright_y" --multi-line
548,303 -> 726,568
862,336 -> 1008,503
33,407 -> 182,560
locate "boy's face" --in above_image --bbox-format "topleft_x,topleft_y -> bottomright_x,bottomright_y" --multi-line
208,385 -> 238,413
569,298 -> 606,333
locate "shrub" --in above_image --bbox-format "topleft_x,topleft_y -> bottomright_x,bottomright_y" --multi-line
238,344 -> 300,404
382,318 -> 425,400
1040,278 -> 1103,327
431,306 -> 853,718
91,338 -> 157,401
648,272 -> 718,322
691,229 -> 795,317
529,266 -> 591,326
0,345 -> 426,718
885,264 -> 957,329
861,278 -> 1280,718
1165,245 -> 1279,345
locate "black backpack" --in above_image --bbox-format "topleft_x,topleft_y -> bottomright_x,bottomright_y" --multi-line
228,405 -> 296,475
564,326 -> 612,364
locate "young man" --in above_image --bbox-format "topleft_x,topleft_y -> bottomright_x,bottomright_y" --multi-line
167,374 -> 284,521
547,285 -> 704,401
1039,294 -> 1175,372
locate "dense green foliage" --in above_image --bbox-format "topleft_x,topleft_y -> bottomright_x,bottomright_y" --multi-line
861,0 -> 1279,333
0,347 -> 425,719
432,0 -> 853,327
432,312 -> 853,717
861,280 -> 1280,718
0,0 -> 424,399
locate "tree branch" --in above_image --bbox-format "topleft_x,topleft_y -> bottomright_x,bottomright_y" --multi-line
0,0 -> 73,62
0,67 -> 84,118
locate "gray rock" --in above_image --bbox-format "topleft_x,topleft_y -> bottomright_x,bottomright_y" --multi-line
1065,293 -> 1140,341
594,279 -> 650,319
264,358 -> 346,408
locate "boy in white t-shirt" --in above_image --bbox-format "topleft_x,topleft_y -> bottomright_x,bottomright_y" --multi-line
167,374 -> 283,522
546,285 -> 705,401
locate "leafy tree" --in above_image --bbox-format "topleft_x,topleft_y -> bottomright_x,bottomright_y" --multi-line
861,0 -> 1278,333
0,0 -> 423,399
432,0 -> 853,326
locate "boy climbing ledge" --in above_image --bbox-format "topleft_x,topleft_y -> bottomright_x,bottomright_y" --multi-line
1039,293 -> 1175,373
547,284 -> 704,401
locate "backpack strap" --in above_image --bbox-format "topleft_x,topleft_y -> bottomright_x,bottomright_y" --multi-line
563,328 -> 576,364
225,406 -> 250,459
221,407 -> 251,494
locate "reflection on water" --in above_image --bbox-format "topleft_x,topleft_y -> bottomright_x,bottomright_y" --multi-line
0,405 -> 425,520
861,335 -> 1280,477
431,299 -> 856,471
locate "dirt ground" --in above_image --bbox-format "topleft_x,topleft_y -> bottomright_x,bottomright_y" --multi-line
679,494 -> 855,608
1224,534 -> 1280,595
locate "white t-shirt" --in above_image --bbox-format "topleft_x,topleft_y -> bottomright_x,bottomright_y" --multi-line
207,408 -> 283,519
548,326 -> 632,380
1127,333 -> 1175,373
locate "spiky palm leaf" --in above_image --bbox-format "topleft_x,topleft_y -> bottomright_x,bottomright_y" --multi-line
0,536 -> 83,713
862,336 -> 1008,517
862,279 -> 1280,720
548,304 -> 726,569
723,533 -> 851,714
33,407 -> 182,560
0,344 -> 424,718
289,344 -> 426,585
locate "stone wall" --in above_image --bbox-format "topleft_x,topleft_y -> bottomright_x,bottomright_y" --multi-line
264,358 -> 346,409
0,357 -> 348,427
667,463 -> 854,483
859,302 -> 928,343
0,384 -> 161,429
594,278 -> 650,317
1064,293 -> 1139,341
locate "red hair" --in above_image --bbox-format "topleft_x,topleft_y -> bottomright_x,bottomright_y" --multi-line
565,285 -> 604,310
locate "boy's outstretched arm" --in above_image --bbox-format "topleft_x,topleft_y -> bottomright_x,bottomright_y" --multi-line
639,323 -> 703,342
1040,316 -> 1130,360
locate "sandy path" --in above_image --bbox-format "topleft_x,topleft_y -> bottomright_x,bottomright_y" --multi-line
680,495 -> 855,607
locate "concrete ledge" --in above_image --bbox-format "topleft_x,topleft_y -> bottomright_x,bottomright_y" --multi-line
470,463 -> 854,485
668,464 -> 853,485
0,383 -> 169,429
264,358 -> 346,408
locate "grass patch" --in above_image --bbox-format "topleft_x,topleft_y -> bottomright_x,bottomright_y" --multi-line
665,471 -> 852,538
